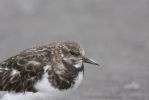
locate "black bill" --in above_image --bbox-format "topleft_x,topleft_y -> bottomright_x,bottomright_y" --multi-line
83,57 -> 99,66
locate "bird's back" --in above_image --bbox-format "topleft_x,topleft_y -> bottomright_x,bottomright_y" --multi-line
0,46 -> 51,93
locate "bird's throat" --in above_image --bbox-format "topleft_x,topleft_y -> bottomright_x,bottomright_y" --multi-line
73,61 -> 83,69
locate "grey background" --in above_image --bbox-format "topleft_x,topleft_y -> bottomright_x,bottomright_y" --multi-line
0,0 -> 149,100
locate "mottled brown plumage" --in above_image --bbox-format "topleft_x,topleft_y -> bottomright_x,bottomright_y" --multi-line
0,41 -> 99,94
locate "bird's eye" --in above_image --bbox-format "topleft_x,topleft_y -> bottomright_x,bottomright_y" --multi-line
70,50 -> 80,57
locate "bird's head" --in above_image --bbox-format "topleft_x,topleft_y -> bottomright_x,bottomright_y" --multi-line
50,41 -> 99,69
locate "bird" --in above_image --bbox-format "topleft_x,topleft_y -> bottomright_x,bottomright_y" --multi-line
0,41 -> 99,100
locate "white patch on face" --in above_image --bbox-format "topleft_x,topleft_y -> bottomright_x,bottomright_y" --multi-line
73,60 -> 83,68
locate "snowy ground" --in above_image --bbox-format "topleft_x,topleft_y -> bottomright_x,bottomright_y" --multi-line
0,0 -> 149,100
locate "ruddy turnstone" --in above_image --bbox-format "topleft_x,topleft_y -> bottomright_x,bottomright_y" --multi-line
0,41 -> 99,100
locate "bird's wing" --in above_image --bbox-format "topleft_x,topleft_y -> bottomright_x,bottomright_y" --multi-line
0,50 -> 47,93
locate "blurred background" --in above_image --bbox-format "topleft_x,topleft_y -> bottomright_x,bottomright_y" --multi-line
0,0 -> 149,100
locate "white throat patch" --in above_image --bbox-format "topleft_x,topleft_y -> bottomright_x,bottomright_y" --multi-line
73,61 -> 83,68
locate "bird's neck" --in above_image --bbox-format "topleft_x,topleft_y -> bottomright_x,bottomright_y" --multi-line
47,64 -> 84,90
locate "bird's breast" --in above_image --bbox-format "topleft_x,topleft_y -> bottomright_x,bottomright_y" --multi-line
0,68 -> 84,100
34,71 -> 84,98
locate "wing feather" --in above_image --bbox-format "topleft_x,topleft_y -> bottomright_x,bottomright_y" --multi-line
0,48 -> 49,92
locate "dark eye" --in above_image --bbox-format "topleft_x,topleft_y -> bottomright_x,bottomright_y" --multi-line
70,50 -> 80,56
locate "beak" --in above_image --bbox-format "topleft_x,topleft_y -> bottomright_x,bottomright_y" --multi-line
83,57 -> 99,66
